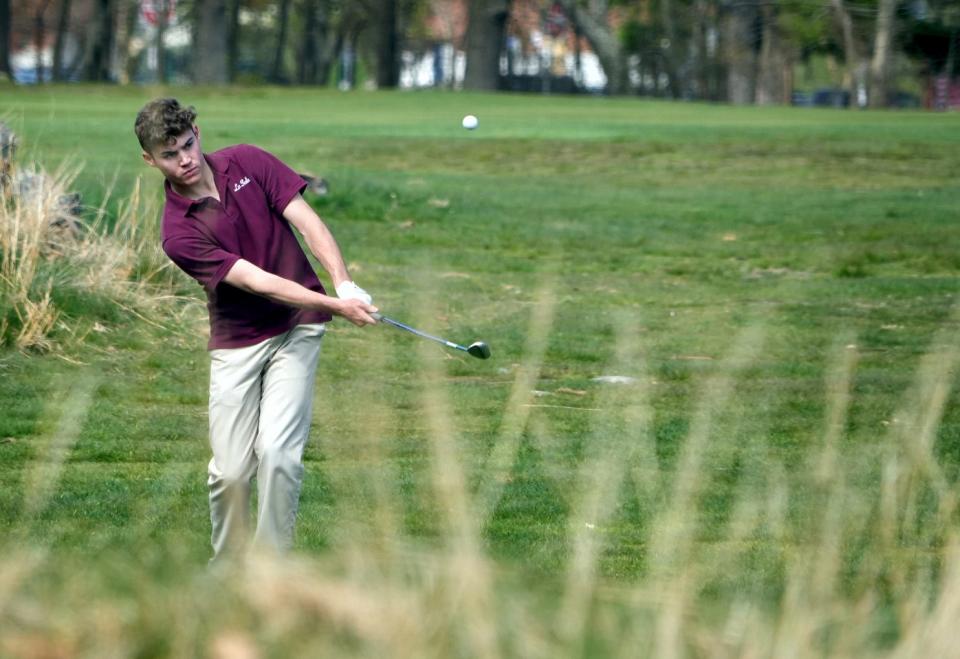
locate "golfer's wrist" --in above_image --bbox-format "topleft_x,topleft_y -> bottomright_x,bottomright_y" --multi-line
327,296 -> 347,315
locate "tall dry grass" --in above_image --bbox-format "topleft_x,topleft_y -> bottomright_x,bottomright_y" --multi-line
0,163 -> 188,351
0,163 -> 72,350
3,290 -> 960,658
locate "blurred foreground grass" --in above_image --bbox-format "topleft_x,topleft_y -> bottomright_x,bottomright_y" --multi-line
1,87 -> 960,656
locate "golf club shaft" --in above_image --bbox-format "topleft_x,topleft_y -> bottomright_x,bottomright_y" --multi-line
372,313 -> 469,352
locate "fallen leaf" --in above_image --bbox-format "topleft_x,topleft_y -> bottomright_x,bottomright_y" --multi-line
555,387 -> 587,396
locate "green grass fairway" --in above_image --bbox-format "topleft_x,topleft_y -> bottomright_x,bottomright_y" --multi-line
2,87 -> 960,656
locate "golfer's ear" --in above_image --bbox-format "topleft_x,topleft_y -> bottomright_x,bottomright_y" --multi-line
141,150 -> 156,167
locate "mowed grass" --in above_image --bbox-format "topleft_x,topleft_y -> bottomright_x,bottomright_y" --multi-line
2,86 -> 960,656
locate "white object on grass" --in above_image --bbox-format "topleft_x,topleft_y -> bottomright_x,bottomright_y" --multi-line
462,114 -> 479,130
591,375 -> 638,385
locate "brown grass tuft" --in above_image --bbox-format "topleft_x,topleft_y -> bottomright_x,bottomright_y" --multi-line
0,163 -> 188,351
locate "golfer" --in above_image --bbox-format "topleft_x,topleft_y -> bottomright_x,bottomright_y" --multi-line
135,98 -> 377,560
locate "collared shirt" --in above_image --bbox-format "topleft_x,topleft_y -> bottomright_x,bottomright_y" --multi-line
161,144 -> 332,350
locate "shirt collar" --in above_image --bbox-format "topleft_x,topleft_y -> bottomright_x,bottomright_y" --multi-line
206,150 -> 231,176
163,152 -> 228,216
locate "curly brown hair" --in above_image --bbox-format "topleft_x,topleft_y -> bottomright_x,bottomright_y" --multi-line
134,98 -> 197,151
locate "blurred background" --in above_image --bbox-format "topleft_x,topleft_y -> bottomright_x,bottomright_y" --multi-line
2,0 -> 959,108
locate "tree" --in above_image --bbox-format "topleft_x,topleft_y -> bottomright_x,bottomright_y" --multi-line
869,0 -> 897,107
194,0 -> 230,83
114,0 -> 141,84
464,0 -> 509,90
829,0 -> 866,106
375,0 -> 401,88
298,0 -> 340,86
52,0 -> 72,80
33,1 -> 53,83
298,0 -> 323,84
156,0 -> 169,83
557,0 -> 628,94
659,0 -> 684,98
0,0 -> 10,82
270,0 -> 293,83
722,0 -> 759,104
755,1 -> 792,104
85,0 -> 115,81
901,0 -> 960,79
228,0 -> 242,81
692,0 -> 724,100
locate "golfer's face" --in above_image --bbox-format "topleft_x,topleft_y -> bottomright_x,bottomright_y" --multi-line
145,127 -> 202,188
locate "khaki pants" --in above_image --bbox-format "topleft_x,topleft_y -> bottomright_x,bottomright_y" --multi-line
207,323 -> 325,559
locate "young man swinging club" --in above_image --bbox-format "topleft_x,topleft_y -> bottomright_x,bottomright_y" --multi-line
135,98 -> 378,560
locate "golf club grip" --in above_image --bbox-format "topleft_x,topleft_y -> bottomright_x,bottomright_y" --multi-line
372,313 -> 463,351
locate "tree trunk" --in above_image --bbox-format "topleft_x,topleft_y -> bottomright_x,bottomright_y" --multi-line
463,0 -> 508,90
868,0 -> 896,108
52,0 -> 72,80
299,0 -> 319,84
35,3 -> 50,84
299,0 -> 336,85
755,2 -> 790,104
573,21 -> 582,87
375,0 -> 400,88
115,0 -> 138,84
558,0 -> 627,94
722,0 -> 757,104
694,0 -> 722,100
946,28 -> 956,78
0,0 -> 11,81
829,0 -> 865,106
194,0 -> 229,83
228,0 -> 241,82
659,0 -> 683,98
156,0 -> 167,83
314,6 -> 337,86
694,0 -> 708,98
270,0 -> 292,83
85,0 -> 114,81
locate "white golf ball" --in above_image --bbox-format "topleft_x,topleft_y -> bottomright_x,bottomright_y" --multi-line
462,114 -> 479,130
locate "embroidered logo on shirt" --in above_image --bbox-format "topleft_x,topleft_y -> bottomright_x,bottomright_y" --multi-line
233,177 -> 251,192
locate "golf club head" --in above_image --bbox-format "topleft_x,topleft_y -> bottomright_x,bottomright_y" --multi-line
467,342 -> 491,359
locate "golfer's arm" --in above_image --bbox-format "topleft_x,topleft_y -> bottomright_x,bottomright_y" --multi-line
224,258 -> 343,314
283,195 -> 352,287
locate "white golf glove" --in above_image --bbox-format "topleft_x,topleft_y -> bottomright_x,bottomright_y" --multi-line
335,280 -> 373,305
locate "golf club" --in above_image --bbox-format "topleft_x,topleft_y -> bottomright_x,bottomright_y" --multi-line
372,312 -> 491,359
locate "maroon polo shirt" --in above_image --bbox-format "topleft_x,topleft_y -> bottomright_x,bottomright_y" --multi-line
161,144 -> 332,350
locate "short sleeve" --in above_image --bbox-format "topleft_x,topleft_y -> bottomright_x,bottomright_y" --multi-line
163,230 -> 241,293
235,144 -> 307,215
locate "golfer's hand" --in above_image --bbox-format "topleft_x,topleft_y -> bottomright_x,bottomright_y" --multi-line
336,298 -> 379,326
335,281 -> 373,305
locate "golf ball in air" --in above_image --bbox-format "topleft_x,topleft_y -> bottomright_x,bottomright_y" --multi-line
462,114 -> 479,130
